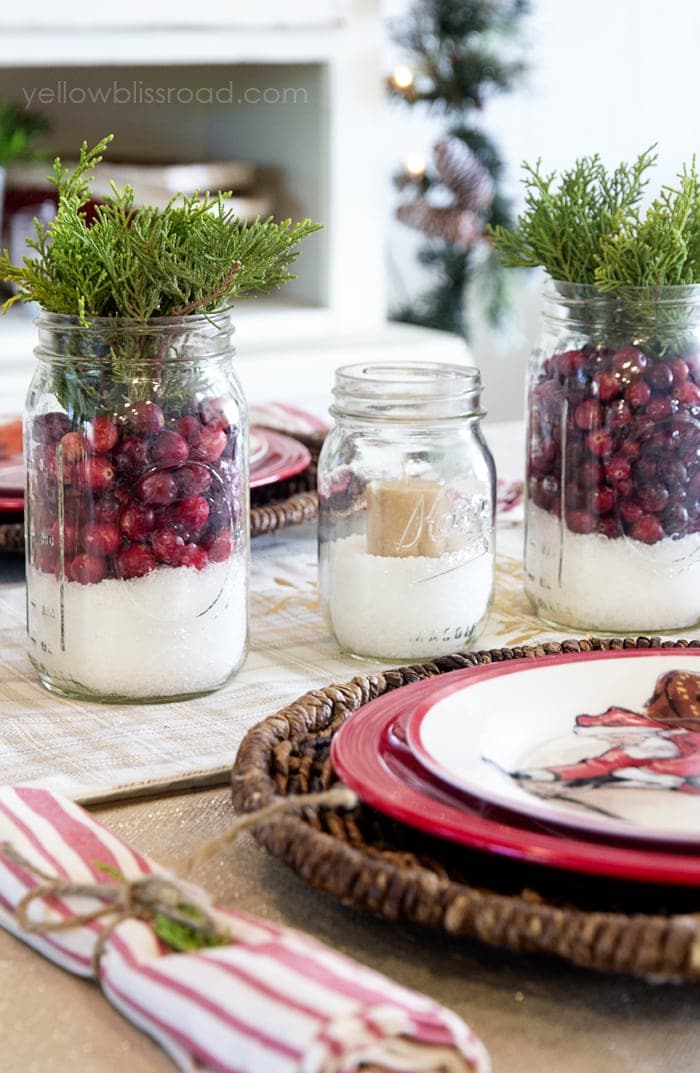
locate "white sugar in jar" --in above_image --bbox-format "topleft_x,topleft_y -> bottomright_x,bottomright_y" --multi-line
317,362 -> 496,661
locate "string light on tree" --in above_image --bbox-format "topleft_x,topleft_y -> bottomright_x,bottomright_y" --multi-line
390,65 -> 415,91
404,153 -> 427,179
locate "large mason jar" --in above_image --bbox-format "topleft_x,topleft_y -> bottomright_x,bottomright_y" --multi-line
318,362 -> 496,661
525,282 -> 700,632
25,311 -> 249,701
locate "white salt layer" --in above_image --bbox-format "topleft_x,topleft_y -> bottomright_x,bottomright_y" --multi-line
525,504 -> 700,632
27,557 -> 248,699
320,533 -> 494,660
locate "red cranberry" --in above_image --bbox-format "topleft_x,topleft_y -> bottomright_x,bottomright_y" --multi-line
621,438 -> 642,461
172,495 -> 210,534
618,499 -> 644,525
555,350 -> 586,379
86,415 -> 119,454
670,358 -> 690,385
593,370 -> 622,402
73,456 -> 116,494
677,381 -> 700,407
658,456 -> 688,486
645,363 -> 674,393
586,430 -> 614,457
119,504 -> 156,541
114,436 -> 150,474
612,346 -> 647,382
199,397 -> 232,431
126,401 -> 165,437
597,516 -> 621,539
634,458 -> 657,483
178,462 -> 212,496
574,400 -> 601,430
175,415 -> 203,446
177,543 -> 210,571
152,430 -> 189,467
191,427 -> 227,463
617,478 -> 634,498
645,396 -> 676,421
577,461 -> 603,487
67,553 -> 106,585
589,487 -> 615,515
566,509 -> 597,534
636,481 -> 670,514
59,431 -> 86,464
93,496 -> 121,524
605,455 -> 631,483
117,544 -> 158,579
32,412 -> 71,444
136,471 -> 178,506
81,522 -> 120,558
663,503 -> 689,535
625,380 -> 651,409
151,529 -> 185,564
565,481 -> 583,508
204,529 -> 233,562
629,515 -> 665,545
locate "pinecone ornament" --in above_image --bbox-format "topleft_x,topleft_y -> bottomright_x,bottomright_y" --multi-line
433,137 -> 494,212
396,202 -> 481,245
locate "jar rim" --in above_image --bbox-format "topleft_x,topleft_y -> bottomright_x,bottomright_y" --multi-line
546,279 -> 700,302
331,361 -> 484,421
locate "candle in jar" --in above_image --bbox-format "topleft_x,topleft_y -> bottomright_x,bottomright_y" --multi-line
366,477 -> 460,558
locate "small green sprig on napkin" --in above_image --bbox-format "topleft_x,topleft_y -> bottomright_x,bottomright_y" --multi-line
489,146 -> 700,289
0,134 -> 321,319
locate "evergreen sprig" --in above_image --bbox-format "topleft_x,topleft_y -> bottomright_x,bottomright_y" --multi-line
0,135 -> 321,320
489,148 -> 657,283
595,159 -> 700,289
490,148 -> 700,290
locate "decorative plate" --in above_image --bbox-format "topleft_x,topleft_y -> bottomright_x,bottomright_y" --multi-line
406,649 -> 700,845
331,657 -> 700,886
249,428 -> 311,489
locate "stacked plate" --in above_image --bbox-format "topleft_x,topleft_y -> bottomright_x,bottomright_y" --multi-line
332,648 -> 700,886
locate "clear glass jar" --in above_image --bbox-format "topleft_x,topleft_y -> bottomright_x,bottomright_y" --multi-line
24,311 -> 249,701
525,281 -> 700,632
318,362 -> 495,661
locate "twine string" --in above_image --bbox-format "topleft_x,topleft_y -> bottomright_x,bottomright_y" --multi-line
0,784 -> 358,973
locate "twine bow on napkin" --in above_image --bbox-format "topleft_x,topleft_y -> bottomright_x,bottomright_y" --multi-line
0,785 -> 489,1073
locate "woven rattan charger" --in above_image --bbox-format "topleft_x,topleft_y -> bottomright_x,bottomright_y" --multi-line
233,636 -> 700,983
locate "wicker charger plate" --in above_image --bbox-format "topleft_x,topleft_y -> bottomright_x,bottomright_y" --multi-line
232,636 -> 700,983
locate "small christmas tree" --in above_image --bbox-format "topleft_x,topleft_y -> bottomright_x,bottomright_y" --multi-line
389,0 -> 528,337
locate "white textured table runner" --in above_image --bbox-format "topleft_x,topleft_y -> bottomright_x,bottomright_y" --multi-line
0,518 -> 567,803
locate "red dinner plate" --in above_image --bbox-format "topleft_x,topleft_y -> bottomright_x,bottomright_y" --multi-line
331,650 -> 700,886
250,428 -> 311,489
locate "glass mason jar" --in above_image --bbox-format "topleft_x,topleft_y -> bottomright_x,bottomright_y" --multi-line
525,281 -> 700,632
24,311 -> 249,702
318,362 -> 496,661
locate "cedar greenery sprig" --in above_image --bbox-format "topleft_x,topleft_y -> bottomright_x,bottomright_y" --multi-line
595,158 -> 700,289
488,147 -> 658,284
0,134 -> 321,319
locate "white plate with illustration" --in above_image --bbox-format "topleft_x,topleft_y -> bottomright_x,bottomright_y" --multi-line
406,648 -> 700,845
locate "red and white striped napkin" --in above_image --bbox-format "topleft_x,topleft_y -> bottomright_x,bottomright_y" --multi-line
0,786 -> 489,1073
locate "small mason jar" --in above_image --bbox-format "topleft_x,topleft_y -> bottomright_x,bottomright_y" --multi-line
25,311 -> 249,701
525,281 -> 700,632
318,362 -> 496,661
